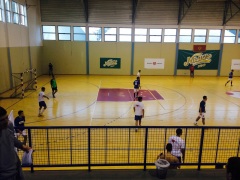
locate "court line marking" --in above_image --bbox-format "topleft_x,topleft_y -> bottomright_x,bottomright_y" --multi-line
144,84 -> 165,110
90,80 -> 101,126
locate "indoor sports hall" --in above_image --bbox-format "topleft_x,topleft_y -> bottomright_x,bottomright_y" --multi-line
0,0 -> 240,179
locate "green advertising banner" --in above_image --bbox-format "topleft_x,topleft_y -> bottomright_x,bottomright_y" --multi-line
100,58 -> 121,69
177,50 -> 220,70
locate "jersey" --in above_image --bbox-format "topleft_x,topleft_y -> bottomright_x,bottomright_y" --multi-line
14,116 -> 25,131
133,79 -> 140,89
51,79 -> 57,88
190,66 -> 194,72
137,72 -> 140,77
168,135 -> 185,157
199,100 -> 206,113
134,101 -> 144,116
38,91 -> 45,102
229,71 -> 233,78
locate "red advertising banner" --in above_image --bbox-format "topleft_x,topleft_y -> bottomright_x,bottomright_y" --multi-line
193,45 -> 206,52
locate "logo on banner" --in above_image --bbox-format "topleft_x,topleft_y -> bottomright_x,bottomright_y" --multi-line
103,59 -> 118,67
153,62 -> 156,65
183,53 -> 212,68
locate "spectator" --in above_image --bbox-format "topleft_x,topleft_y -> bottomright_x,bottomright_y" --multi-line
168,128 -> 185,163
0,106 -> 31,180
15,110 -> 27,145
226,157 -> 240,180
157,143 -> 179,169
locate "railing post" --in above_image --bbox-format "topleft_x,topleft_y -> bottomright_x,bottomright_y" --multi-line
214,128 -> 221,165
88,127 -> 91,172
197,127 -> 205,170
28,128 -> 34,173
143,127 -> 148,171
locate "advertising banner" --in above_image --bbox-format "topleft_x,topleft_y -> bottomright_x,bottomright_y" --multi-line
100,58 -> 121,69
231,59 -> 240,70
144,58 -> 165,69
177,50 -> 220,70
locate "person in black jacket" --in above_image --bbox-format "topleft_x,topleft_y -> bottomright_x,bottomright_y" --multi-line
0,106 -> 31,180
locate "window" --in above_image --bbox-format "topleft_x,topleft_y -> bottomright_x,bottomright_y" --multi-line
89,27 -> 102,41
73,26 -> 86,41
19,4 -> 27,26
42,26 -> 56,40
12,1 -> 19,24
5,0 -> 11,23
208,30 -> 221,43
119,28 -> 131,42
194,29 -> 207,43
58,26 -> 70,40
179,29 -> 192,43
104,27 -> 116,42
224,29 -> 236,43
135,28 -> 147,42
164,29 -> 176,42
149,29 -> 162,42
238,30 -> 240,43
0,0 -> 4,22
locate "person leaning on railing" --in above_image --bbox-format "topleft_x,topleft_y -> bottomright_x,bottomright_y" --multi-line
0,106 -> 31,180
157,143 -> 180,169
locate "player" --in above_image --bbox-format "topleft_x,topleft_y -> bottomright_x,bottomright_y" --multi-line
225,69 -> 234,86
189,65 -> 194,78
133,77 -> 140,99
137,70 -> 141,88
38,87 -> 49,117
50,76 -> 58,98
194,96 -> 207,126
133,96 -> 144,132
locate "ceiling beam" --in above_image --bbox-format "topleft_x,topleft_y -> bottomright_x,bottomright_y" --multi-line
82,0 -> 88,23
178,0 -> 195,25
132,0 -> 138,24
223,0 -> 240,25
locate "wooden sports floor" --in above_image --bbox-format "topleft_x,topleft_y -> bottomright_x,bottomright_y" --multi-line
1,75 -> 240,127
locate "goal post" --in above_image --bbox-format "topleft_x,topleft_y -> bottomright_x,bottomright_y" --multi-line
9,68 -> 37,98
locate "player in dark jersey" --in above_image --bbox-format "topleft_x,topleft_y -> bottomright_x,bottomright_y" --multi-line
194,96 -> 207,126
225,69 -> 234,86
133,77 -> 140,99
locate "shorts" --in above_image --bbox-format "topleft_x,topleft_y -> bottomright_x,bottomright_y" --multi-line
52,87 -> 58,91
135,115 -> 142,121
16,129 -> 27,136
134,88 -> 139,93
198,112 -> 205,118
39,101 -> 47,108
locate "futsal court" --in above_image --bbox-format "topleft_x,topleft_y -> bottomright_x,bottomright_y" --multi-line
1,75 -> 240,167
1,74 -> 240,127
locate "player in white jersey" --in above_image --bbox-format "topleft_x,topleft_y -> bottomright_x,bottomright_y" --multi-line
133,96 -> 144,132
168,128 -> 185,164
38,87 -> 49,117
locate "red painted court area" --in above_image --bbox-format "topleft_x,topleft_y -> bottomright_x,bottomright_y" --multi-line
97,88 -> 164,101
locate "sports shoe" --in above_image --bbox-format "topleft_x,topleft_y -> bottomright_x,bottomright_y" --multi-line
194,122 -> 198,126
38,114 -> 43,117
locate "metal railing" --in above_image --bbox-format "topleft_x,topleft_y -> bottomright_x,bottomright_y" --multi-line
17,126 -> 240,171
